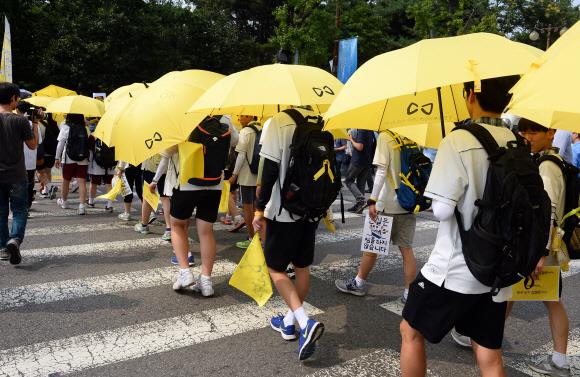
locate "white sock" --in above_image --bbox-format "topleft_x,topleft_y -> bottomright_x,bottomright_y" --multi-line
79,203 -> 85,208
552,351 -> 568,368
355,276 -> 365,287
283,309 -> 295,327
293,307 -> 309,329
403,288 -> 409,300
179,268 -> 189,274
88,197 -> 94,205
200,274 -> 211,282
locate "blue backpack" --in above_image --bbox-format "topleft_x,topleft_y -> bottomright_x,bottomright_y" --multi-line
384,130 -> 432,213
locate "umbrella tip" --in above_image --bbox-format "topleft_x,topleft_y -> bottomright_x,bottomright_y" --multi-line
143,82 -> 149,88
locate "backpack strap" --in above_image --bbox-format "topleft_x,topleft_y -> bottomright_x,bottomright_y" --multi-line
283,108 -> 305,126
244,124 -> 260,167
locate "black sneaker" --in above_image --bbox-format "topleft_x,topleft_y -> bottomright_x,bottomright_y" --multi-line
347,200 -> 365,214
48,186 -> 58,200
6,239 -> 21,265
0,248 -> 9,261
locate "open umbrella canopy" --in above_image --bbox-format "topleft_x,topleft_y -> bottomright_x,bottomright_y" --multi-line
33,84 -> 77,98
104,83 -> 149,109
187,64 -> 343,118
45,95 -> 105,117
23,95 -> 55,108
391,122 -> 458,149
506,21 -> 580,132
93,95 -> 134,145
109,70 -> 224,164
324,32 -> 542,132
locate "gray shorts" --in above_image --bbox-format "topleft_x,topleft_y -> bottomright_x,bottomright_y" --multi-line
384,213 -> 416,248
240,185 -> 256,205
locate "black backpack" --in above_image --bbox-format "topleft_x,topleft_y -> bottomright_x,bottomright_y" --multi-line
536,155 -> 580,258
188,117 -> 231,186
94,138 -> 117,169
280,109 -> 341,221
42,118 -> 59,155
245,123 -> 262,175
452,123 -> 552,295
384,130 -> 432,213
66,123 -> 89,161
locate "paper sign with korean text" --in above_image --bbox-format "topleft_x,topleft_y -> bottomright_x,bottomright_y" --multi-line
508,266 -> 560,302
360,214 -> 393,255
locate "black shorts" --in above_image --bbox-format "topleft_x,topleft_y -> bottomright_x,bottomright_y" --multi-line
402,273 -> 507,350
142,171 -> 168,198
43,155 -> 55,169
264,219 -> 319,272
240,185 -> 256,205
170,189 -> 221,222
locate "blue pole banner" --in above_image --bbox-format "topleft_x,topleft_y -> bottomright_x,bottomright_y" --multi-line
338,37 -> 357,83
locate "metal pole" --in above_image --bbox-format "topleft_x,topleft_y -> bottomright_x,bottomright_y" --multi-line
436,87 -> 446,137
546,25 -> 552,50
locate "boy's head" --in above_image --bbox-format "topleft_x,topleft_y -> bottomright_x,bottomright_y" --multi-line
518,118 -> 555,153
238,115 -> 256,127
0,82 -> 20,107
463,75 -> 520,116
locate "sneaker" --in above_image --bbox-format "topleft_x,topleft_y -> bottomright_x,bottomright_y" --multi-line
235,239 -> 252,249
87,202 -> 95,208
134,223 -> 150,234
172,269 -> 194,290
229,221 -> 246,233
48,186 -> 58,200
270,315 -> 297,341
6,239 -> 21,265
162,231 -> 171,241
71,181 -> 79,193
347,200 -> 365,214
170,253 -> 194,266
400,294 -> 407,304
528,355 -> 571,376
298,319 -> 324,361
78,205 -> 86,215
105,206 -> 114,213
57,198 -> 68,209
191,275 -> 214,297
221,215 -> 233,225
0,248 -> 9,261
148,212 -> 157,225
335,277 -> 367,296
118,212 -> 131,221
450,328 -> 471,348
286,266 -> 296,279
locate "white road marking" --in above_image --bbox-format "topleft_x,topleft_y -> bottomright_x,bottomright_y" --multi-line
0,298 -> 323,377
26,222 -> 129,236
306,349 -> 441,377
0,260 -> 237,310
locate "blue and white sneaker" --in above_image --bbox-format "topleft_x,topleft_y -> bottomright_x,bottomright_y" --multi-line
298,319 -> 324,361
170,253 -> 194,266
270,315 -> 297,341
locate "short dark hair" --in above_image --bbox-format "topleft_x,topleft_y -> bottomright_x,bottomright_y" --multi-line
66,113 -> 85,126
517,118 -> 549,133
464,75 -> 520,114
0,82 -> 21,105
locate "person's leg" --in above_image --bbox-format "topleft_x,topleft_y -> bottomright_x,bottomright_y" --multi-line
161,197 -> 171,228
355,166 -> 370,197
471,341 -> 506,377
544,300 -> 569,355
400,320 -> 427,377
78,177 -> 87,206
171,217 -> 190,269
89,181 -> 98,203
9,179 -> 29,243
26,170 -> 35,208
61,179 -> 70,201
344,164 -> 364,200
399,247 -> 417,289
0,184 -> 10,247
196,218 -> 217,277
140,201 -> 153,226
271,268 -> 304,311
242,203 -> 254,238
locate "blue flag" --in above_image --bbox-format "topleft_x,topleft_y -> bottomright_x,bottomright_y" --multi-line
338,37 -> 357,83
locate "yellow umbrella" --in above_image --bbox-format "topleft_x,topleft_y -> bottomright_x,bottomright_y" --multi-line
33,84 -> 77,98
187,64 -> 343,118
391,122 -> 458,149
324,32 -> 542,133
23,96 -> 55,108
45,95 -> 105,117
110,70 -> 224,164
506,21 -> 580,132
93,95 -> 134,144
104,83 -> 148,108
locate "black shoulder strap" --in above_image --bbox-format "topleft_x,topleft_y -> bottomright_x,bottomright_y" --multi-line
453,123 -> 500,156
538,154 -> 565,174
246,124 -> 259,134
283,108 -> 305,126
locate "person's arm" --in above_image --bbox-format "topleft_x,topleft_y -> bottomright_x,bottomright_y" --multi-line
334,143 -> 347,152
255,158 -> 279,212
432,200 -> 454,221
149,156 -> 169,193
54,137 -> 65,168
230,151 -> 246,183
350,136 -> 364,152
24,121 -> 39,150
367,166 -> 386,220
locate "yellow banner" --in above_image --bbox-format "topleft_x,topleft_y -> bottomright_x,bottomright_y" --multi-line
509,266 -> 560,302
229,234 -> 273,307
97,178 -> 124,201
177,142 -> 204,185
218,181 -> 230,213
143,181 -> 160,211
0,16 -> 12,82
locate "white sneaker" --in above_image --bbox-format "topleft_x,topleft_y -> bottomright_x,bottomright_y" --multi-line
118,212 -> 131,221
134,223 -> 150,234
57,198 -> 68,209
450,328 -> 471,347
173,269 -> 195,291
191,274 -> 214,297
148,212 -> 157,225
161,231 -> 171,241
78,204 -> 86,215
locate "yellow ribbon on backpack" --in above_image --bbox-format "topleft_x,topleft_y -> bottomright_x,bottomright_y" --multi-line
177,142 -> 204,185
313,159 -> 335,183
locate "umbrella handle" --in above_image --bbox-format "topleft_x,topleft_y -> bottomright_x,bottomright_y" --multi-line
436,87 -> 446,138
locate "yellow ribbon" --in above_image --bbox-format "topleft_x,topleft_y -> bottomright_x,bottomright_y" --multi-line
561,207 -> 580,227
313,159 -> 335,183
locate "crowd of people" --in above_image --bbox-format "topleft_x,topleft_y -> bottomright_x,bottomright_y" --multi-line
0,73 -> 579,376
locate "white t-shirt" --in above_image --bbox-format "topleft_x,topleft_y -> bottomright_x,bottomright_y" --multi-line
88,150 -> 115,176
57,123 -> 89,165
235,124 -> 260,186
421,123 -> 516,294
24,121 -> 41,171
538,150 -> 566,225
373,131 -> 408,215
161,145 -> 222,195
260,109 -> 314,222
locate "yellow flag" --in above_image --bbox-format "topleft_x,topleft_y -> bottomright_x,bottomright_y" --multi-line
97,177 -> 123,200
143,181 -> 160,211
322,207 -> 336,233
218,181 -> 230,213
177,142 -> 204,185
0,16 -> 12,83
508,266 -> 560,302
229,234 -> 273,307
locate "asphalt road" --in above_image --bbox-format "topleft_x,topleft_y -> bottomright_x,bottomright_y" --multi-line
0,188 -> 579,377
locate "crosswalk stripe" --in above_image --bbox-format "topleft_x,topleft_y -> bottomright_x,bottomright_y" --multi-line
26,222 -> 128,236
0,298 -> 323,377
305,349 -> 441,377
0,260 -> 237,310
